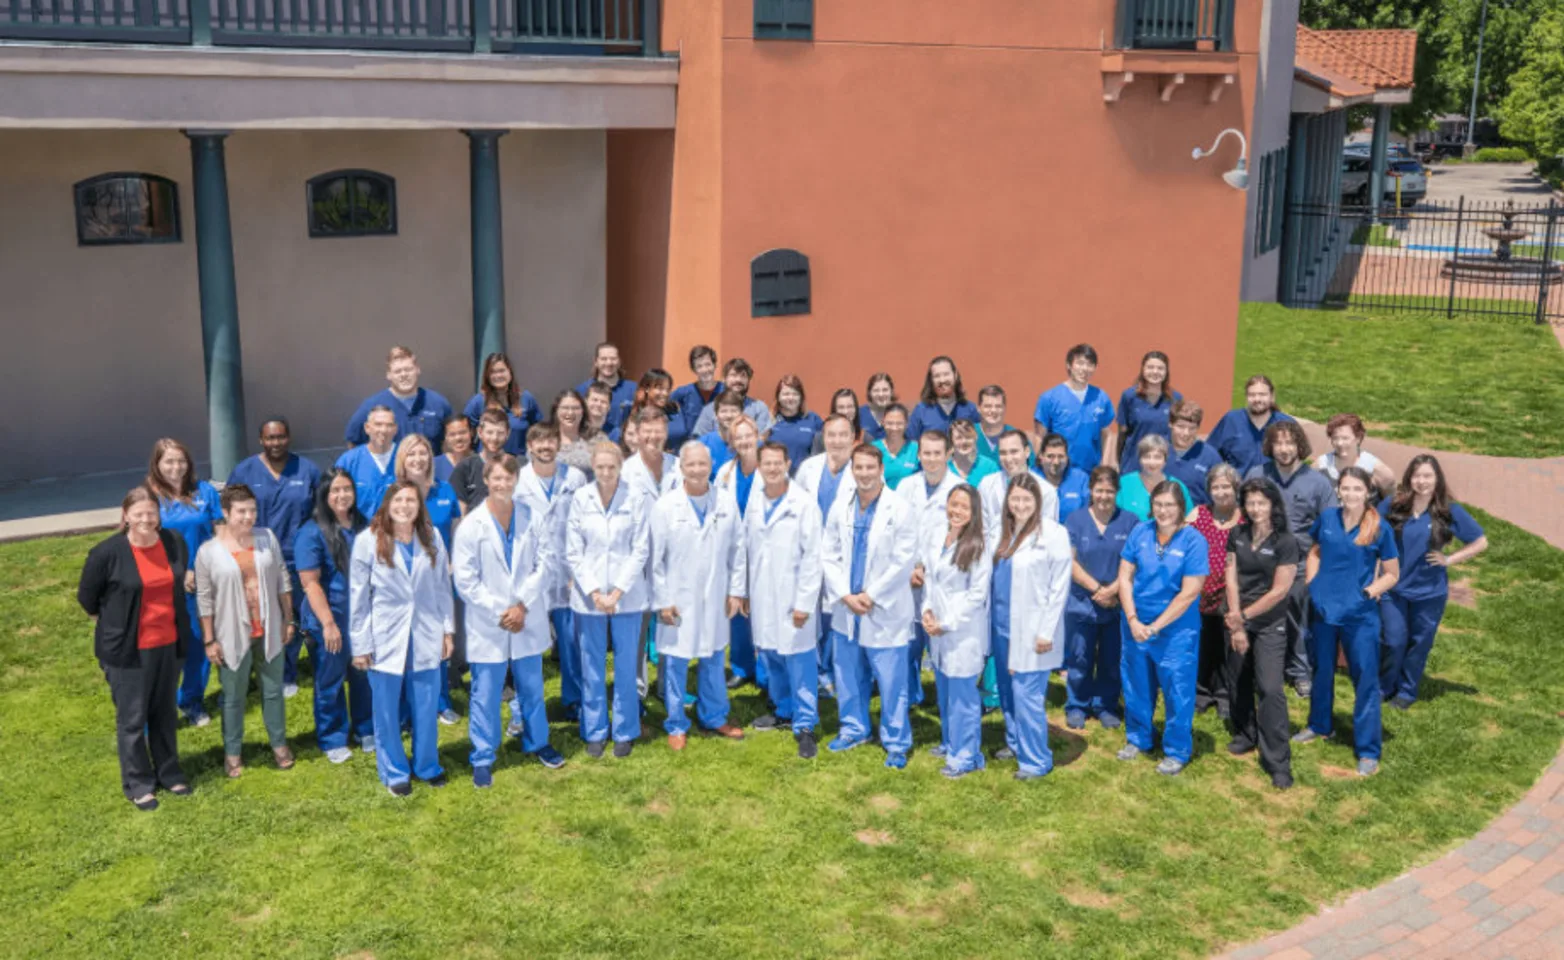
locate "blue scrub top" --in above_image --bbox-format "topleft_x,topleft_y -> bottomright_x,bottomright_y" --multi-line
671,381 -> 724,426
701,430 -> 734,480
463,391 -> 542,456
664,404 -> 695,453
952,455 -> 999,488
816,458 -> 847,526
873,438 -> 921,490
1167,440 -> 1225,508
1050,466 -> 1091,521
345,386 -> 452,448
1033,383 -> 1115,471
226,454 -> 321,564
1207,407 -> 1296,475
159,480 -> 224,563
1378,500 -> 1484,602
426,481 -> 459,551
334,444 -> 398,521
434,452 -> 464,486
991,554 -> 1014,642
293,520 -> 356,636
1309,507 -> 1399,625
396,539 -> 416,574
856,405 -> 886,442
768,412 -> 823,473
975,424 -> 1024,463
848,493 -> 880,641
732,463 -> 757,518
1066,507 -> 1137,623
907,400 -> 979,443
1116,472 -> 1193,522
1117,388 -> 1181,475
1121,522 -> 1209,631
577,378 -> 639,432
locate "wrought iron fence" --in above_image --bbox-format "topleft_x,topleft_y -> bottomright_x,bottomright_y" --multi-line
1115,0 -> 1233,51
0,0 -> 192,42
1282,198 -> 1564,325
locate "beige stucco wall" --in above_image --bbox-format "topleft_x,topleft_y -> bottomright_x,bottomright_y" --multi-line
0,128 -> 605,483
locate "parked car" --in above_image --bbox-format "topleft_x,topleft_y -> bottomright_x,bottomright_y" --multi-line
1340,155 -> 1426,207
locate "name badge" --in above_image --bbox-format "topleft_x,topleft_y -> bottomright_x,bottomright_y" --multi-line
1259,548 -> 1274,556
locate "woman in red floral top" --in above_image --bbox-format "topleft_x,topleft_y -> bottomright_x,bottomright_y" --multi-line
1190,464 -> 1242,718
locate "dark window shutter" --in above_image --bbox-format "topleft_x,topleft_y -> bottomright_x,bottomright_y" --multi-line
306,169 -> 398,238
755,0 -> 812,40
752,248 -> 811,317
73,173 -> 181,246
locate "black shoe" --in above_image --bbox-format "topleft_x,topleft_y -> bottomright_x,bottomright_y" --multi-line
797,731 -> 818,759
425,774 -> 448,789
166,782 -> 194,797
613,740 -> 633,759
388,781 -> 412,797
993,746 -> 1016,762
1227,738 -> 1257,756
564,704 -> 582,723
585,740 -> 606,759
1390,696 -> 1415,711
131,795 -> 159,812
752,713 -> 792,732
1271,771 -> 1294,790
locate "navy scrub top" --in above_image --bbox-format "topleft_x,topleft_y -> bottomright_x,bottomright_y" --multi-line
1309,507 -> 1399,625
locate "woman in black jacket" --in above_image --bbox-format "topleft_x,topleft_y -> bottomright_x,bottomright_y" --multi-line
77,486 -> 196,810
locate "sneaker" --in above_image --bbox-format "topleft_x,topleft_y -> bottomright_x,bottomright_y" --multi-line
1271,771 -> 1295,790
726,675 -> 747,690
1226,738 -> 1257,756
1065,710 -> 1087,730
388,781 -> 412,797
796,731 -> 818,759
884,752 -> 908,770
993,746 -> 1016,762
325,746 -> 353,764
827,735 -> 869,753
706,723 -> 745,740
751,714 -> 791,732
668,733 -> 687,752
1357,758 -> 1379,777
1291,728 -> 1321,745
1014,769 -> 1048,782
438,709 -> 460,726
1098,712 -> 1122,730
1390,696 -> 1415,711
186,710 -> 212,728
536,746 -> 566,769
1116,744 -> 1142,762
928,744 -> 948,760
425,774 -> 448,788
941,765 -> 969,780
358,735 -> 376,755
1293,679 -> 1312,699
131,794 -> 159,812
585,740 -> 606,759
506,717 -> 523,738
473,766 -> 493,789
613,740 -> 633,759
1156,757 -> 1186,776
283,683 -> 300,699
819,679 -> 836,699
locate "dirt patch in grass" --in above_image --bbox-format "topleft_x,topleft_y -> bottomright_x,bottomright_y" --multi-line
644,798 -> 672,817
234,905 -> 272,926
867,794 -> 900,814
856,829 -> 895,847
1063,887 -> 1123,910
1449,580 -> 1478,609
1319,765 -> 1359,780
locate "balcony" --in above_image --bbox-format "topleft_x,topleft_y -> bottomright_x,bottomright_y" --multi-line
1102,0 -> 1238,104
0,0 -> 661,55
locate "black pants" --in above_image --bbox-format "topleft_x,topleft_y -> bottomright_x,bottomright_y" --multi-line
1227,618 -> 1292,779
1195,612 -> 1230,714
103,644 -> 185,800
1282,569 -> 1312,686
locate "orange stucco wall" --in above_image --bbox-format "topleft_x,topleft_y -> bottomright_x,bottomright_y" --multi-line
658,0 -> 1260,423
606,129 -> 673,376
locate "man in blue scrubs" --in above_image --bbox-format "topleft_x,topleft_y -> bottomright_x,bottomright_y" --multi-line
1207,375 -> 1295,475
228,417 -> 321,695
335,407 -> 400,520
1037,433 -> 1091,521
1165,400 -> 1225,507
575,341 -> 638,431
344,345 -> 453,448
670,345 -> 724,428
974,385 -> 1017,463
906,356 -> 980,440
692,358 -> 773,436
1033,343 -> 1116,471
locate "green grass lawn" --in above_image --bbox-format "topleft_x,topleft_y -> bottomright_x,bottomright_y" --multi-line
1235,302 -> 1564,457
4,526 -> 1564,959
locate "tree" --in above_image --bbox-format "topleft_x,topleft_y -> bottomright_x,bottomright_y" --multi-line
1499,8 -> 1564,159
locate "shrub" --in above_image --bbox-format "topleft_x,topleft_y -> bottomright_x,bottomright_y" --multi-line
1472,146 -> 1530,163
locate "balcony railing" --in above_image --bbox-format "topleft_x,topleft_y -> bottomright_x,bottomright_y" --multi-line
1115,0 -> 1233,52
0,0 -> 660,54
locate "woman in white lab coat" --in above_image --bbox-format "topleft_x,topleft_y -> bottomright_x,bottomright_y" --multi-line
451,455 -> 565,786
650,442 -> 749,749
744,441 -> 825,758
566,440 -> 652,759
919,484 -> 992,778
989,473 -> 1073,780
349,480 -> 454,796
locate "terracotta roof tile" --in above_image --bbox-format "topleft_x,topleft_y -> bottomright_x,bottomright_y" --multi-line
1294,59 -> 1376,99
1295,26 -> 1417,90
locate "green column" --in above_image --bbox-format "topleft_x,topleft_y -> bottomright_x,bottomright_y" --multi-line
1369,103 -> 1391,221
186,131 -> 247,479
1280,114 -> 1309,304
466,130 -> 507,380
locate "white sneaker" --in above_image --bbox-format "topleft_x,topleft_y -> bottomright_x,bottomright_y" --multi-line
187,710 -> 212,728
438,709 -> 460,726
283,683 -> 300,699
506,716 -> 523,738
358,735 -> 376,755
325,746 -> 353,764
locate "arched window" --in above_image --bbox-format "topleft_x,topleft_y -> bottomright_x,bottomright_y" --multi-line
73,173 -> 180,246
306,170 -> 397,238
754,0 -> 813,40
751,248 -> 811,317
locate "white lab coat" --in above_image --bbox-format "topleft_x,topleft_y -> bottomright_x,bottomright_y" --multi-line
649,487 -> 748,659
992,519 -> 1072,674
979,469 -> 1059,541
744,482 -> 824,655
713,459 -> 763,515
515,462 -> 587,611
821,486 -> 918,649
899,468 -> 966,612
794,452 -> 856,527
451,499 -> 553,662
566,481 -> 651,615
918,527 -> 992,678
348,531 -> 455,676
621,452 -> 681,506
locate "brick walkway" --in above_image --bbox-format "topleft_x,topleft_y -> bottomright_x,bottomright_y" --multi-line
1218,428 -> 1564,959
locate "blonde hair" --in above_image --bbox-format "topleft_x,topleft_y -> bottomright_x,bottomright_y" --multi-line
589,438 -> 624,469
393,434 -> 435,494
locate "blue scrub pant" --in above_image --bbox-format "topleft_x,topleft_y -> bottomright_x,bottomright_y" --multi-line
1010,670 -> 1055,777
907,624 -> 929,706
1065,613 -> 1122,718
177,594 -> 210,715
832,631 -> 912,754
470,655 -> 548,766
728,614 -> 765,685
980,655 -> 1001,710
1307,614 -> 1383,760
367,652 -> 443,787
282,567 -> 305,685
761,648 -> 819,733
306,627 -> 373,751
578,612 -> 642,744
933,668 -> 985,773
817,613 -> 835,691
1379,594 -> 1447,704
1121,622 -> 1198,765
552,609 -> 581,709
661,653 -> 730,735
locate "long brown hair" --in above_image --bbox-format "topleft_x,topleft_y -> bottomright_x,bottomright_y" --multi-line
995,473 -> 1045,560
1134,350 -> 1173,402
1336,466 -> 1382,547
145,438 -> 197,502
945,485 -> 985,572
371,479 -> 438,567
480,352 -> 522,416
1387,454 -> 1455,550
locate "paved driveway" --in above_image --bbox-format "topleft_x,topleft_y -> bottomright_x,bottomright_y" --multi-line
1422,161 -> 1559,211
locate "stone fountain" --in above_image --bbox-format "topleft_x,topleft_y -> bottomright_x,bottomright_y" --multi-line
1440,200 -> 1564,285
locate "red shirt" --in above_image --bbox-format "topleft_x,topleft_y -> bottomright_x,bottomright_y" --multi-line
131,542 -> 178,649
1191,505 -> 1237,613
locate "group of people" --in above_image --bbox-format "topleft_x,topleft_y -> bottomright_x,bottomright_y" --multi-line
78,342 -> 1488,809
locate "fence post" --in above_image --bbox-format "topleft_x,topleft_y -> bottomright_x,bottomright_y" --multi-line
1537,200 -> 1559,327
641,0 -> 660,56
191,0 -> 211,44
1446,196 -> 1465,320
473,0 -> 492,52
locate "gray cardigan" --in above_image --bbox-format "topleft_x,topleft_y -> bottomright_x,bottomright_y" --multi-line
195,528 -> 291,670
